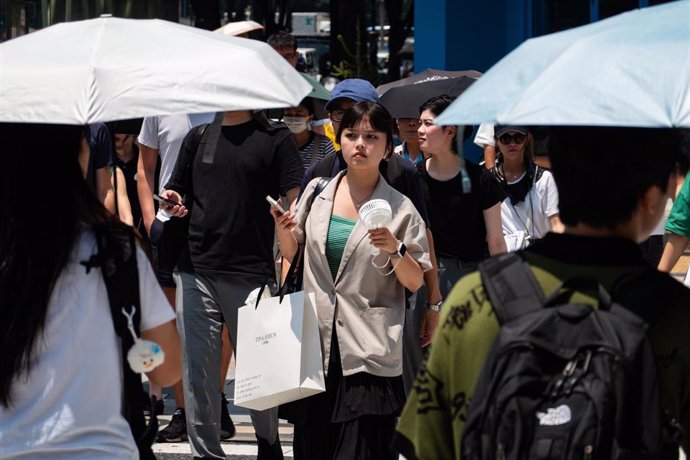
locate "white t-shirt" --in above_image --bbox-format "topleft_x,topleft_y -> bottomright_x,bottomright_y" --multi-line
474,122 -> 495,148
0,229 -> 175,460
501,170 -> 560,251
137,113 -> 215,193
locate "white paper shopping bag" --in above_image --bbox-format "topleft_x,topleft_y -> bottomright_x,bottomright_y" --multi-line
234,290 -> 325,411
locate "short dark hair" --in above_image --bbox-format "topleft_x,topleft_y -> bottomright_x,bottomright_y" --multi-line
337,101 -> 395,153
419,94 -> 455,120
419,94 -> 469,154
549,126 -> 684,228
267,31 -> 297,51
297,97 -> 314,115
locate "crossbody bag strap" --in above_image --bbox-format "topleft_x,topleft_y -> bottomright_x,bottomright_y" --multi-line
95,225 -> 158,457
200,112 -> 224,164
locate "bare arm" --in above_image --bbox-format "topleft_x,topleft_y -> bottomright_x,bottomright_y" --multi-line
271,208 -> 299,263
391,249 -> 424,292
137,144 -> 159,235
284,186 -> 300,209
369,228 -> 424,292
484,202 -> 507,255
658,233 -> 690,272
141,320 -> 182,387
549,213 -> 564,234
111,168 -> 133,226
420,228 -> 441,347
96,166 -> 113,209
483,145 -> 497,169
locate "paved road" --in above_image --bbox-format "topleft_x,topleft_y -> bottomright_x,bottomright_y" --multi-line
147,365 -> 295,459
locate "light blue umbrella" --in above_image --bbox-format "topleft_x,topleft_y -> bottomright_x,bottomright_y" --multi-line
435,0 -> 690,128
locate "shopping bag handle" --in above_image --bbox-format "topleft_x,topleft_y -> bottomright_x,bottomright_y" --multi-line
278,246 -> 304,301
254,246 -> 303,309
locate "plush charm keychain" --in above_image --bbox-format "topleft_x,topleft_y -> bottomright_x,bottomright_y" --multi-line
122,306 -> 165,373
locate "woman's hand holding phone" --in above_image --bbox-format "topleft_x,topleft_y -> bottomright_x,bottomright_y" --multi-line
267,196 -> 296,232
159,190 -> 187,217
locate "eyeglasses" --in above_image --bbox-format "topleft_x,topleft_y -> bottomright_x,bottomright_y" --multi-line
330,109 -> 347,122
497,132 -> 527,145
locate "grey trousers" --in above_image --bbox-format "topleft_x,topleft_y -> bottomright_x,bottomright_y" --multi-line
176,271 -> 279,459
402,257 -> 478,394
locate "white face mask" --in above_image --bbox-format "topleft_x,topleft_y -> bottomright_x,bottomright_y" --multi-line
283,116 -> 309,134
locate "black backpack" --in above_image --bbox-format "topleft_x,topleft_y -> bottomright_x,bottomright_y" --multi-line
94,224 -> 158,460
462,253 -> 680,460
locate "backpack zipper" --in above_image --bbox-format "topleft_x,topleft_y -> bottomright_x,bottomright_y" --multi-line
583,444 -> 593,460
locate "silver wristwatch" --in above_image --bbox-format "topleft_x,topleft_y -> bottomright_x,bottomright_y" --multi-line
426,300 -> 443,312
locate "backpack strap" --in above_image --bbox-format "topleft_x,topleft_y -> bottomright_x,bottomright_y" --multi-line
199,112 -> 223,164
479,252 -> 545,325
313,151 -> 338,177
313,176 -> 331,199
95,224 -> 157,459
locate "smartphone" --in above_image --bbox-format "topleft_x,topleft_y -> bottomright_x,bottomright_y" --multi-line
153,194 -> 181,207
266,195 -> 286,215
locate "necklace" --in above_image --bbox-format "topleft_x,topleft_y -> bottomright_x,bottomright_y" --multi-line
503,169 -> 525,182
349,189 -> 373,209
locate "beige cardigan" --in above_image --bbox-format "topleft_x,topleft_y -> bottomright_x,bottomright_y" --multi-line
295,171 -> 431,378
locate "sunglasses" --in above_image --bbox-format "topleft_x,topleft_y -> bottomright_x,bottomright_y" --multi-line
497,132 -> 527,145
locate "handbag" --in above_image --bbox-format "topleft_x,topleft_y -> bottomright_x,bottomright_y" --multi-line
233,247 -> 325,411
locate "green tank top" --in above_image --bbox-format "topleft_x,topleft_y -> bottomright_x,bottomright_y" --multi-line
325,215 -> 357,280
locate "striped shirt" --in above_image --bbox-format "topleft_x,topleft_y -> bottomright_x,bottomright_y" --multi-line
325,215 -> 357,279
299,133 -> 336,170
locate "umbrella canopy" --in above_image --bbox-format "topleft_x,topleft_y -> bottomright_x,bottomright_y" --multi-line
0,16 -> 312,125
215,20 -> 264,37
379,76 -> 476,119
301,73 -> 331,101
435,1 -> 690,128
376,68 -> 482,95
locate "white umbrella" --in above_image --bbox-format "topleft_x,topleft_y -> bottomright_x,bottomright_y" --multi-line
0,15 -> 312,124
435,0 -> 690,128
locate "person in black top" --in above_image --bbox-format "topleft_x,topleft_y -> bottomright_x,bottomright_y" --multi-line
161,110 -> 303,460
418,95 -> 507,269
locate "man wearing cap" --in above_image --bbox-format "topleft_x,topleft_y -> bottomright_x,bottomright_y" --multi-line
301,78 -> 444,393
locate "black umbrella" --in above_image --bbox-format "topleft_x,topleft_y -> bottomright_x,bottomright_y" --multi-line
379,76 -> 476,119
376,68 -> 481,95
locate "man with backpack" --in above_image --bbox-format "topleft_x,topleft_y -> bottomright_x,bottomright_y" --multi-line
396,126 -> 690,459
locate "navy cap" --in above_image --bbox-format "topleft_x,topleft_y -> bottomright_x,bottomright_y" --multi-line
494,125 -> 528,138
325,79 -> 379,111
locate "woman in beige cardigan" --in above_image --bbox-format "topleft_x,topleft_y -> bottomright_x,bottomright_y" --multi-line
271,101 -> 431,459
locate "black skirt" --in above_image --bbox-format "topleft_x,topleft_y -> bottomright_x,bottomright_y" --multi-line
281,328 -> 405,460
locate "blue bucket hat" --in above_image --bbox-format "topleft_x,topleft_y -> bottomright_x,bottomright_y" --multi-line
325,79 -> 379,111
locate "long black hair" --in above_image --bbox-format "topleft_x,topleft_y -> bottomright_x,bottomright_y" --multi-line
0,123 -> 113,407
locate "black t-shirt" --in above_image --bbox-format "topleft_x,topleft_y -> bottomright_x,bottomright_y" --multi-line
85,123 -> 113,192
300,150 -> 431,227
166,120 -> 304,277
422,161 -> 506,261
